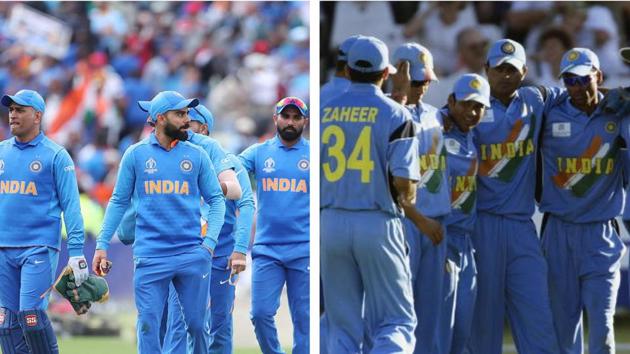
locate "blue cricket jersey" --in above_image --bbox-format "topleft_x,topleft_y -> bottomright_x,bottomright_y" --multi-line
320,83 -> 420,216
540,92 -> 624,223
321,77 -> 351,105
474,86 -> 562,220
410,102 -> 451,218
212,153 -> 255,258
97,133 -> 226,257
441,111 -> 478,234
0,132 -> 85,256
239,136 -> 309,246
116,130 -> 234,242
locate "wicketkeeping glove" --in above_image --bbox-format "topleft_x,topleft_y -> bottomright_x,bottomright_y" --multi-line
601,87 -> 630,116
53,266 -> 110,315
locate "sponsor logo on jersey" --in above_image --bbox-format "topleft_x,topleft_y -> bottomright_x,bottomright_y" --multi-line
297,159 -> 309,171
419,129 -> 447,193
261,178 -> 308,193
263,157 -> 276,173
25,314 -> 37,327
29,160 -> 42,173
0,160 -> 4,175
553,135 -> 620,197
143,180 -> 190,195
0,180 -> 38,195
552,122 -> 571,138
145,158 -> 158,174
322,106 -> 378,124
478,117 -> 535,182
451,159 -> 478,214
180,159 -> 193,172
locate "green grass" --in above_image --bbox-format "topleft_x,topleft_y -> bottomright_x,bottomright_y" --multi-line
57,337 -> 289,354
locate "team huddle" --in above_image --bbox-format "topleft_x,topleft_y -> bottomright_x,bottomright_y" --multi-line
0,89 -> 310,354
320,34 -> 630,354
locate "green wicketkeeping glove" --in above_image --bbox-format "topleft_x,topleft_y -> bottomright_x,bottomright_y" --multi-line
53,266 -> 110,315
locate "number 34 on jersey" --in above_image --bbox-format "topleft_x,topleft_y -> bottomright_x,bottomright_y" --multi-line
322,125 -> 374,183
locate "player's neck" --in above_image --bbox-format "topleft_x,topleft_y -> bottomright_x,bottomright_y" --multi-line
15,129 -> 40,143
279,136 -> 300,147
490,89 -> 515,107
155,130 -> 177,150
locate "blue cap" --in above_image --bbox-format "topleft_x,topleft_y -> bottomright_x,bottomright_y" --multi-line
559,48 -> 599,77
453,73 -> 491,108
347,36 -> 397,74
275,96 -> 308,117
2,90 -> 46,113
487,39 -> 526,71
338,35 -> 363,62
148,91 -> 199,122
189,104 -> 215,132
393,43 -> 438,81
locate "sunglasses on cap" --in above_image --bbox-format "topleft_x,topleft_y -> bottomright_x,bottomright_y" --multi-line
563,74 -> 592,87
275,97 -> 308,116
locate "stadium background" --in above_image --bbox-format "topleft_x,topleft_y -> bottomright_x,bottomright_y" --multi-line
0,1 -> 309,353
320,1 -> 630,352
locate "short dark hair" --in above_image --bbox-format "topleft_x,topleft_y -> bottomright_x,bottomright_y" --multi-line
538,27 -> 573,51
348,67 -> 385,83
335,60 -> 347,72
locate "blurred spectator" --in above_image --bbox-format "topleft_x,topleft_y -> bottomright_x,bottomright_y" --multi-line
531,27 -> 574,87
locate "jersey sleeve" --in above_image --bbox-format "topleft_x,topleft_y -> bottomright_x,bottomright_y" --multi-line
97,146 -> 136,250
198,149 -> 226,251
388,109 -> 420,180
207,140 -> 235,173
231,155 -> 255,254
238,143 -> 258,174
53,149 -> 86,257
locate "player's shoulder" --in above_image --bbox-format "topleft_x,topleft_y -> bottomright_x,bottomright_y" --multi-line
39,134 -> 66,154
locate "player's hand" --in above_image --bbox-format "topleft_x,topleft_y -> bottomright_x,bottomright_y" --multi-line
228,252 -> 247,274
391,61 -> 411,104
68,256 -> 89,286
601,86 -> 630,115
416,216 -> 444,245
92,250 -> 110,276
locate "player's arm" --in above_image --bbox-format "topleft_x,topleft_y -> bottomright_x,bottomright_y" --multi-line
199,150 -> 226,254
207,141 -> 242,200
93,147 -> 136,274
54,149 -> 91,284
238,143 -> 259,176
229,156 -> 255,274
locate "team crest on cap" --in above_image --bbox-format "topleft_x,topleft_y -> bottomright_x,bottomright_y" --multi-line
501,42 -> 515,54
0,160 -> 4,175
568,51 -> 580,62
418,52 -> 427,64
469,78 -> 482,90
145,158 -> 157,174
297,159 -> 309,171
29,160 -> 42,173
180,159 -> 193,172
606,121 -> 617,133
25,314 -> 37,327
263,157 -> 276,173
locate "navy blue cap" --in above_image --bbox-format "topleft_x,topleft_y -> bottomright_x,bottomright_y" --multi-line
2,90 -> 46,113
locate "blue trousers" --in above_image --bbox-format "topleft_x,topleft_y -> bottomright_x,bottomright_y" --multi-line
442,231 -> 477,354
250,242 -> 309,354
468,212 -> 559,354
403,217 -> 450,354
133,247 -> 212,354
321,208 -> 416,354
0,247 -> 59,353
542,216 -> 626,354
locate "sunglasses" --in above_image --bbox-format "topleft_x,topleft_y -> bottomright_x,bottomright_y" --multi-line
275,97 -> 308,115
411,80 -> 430,87
562,75 -> 592,87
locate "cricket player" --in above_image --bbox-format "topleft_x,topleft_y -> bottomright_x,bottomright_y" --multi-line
321,35 -> 363,105
469,39 -> 562,354
160,105 -> 254,354
93,91 -> 226,354
0,89 -> 89,354
440,75 -> 489,354
321,35 -> 420,353
390,42 -> 452,354
540,48 -> 626,354
239,96 -> 309,354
